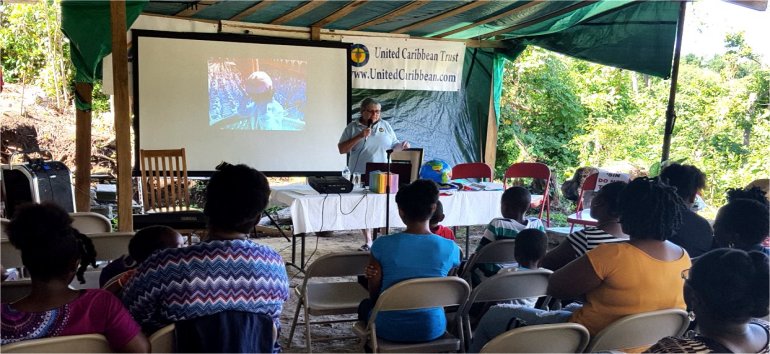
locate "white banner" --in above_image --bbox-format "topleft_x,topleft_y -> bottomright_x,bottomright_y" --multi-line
340,36 -> 465,91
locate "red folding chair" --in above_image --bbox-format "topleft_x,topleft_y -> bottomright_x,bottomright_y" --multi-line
503,162 -> 551,227
452,162 -> 493,181
451,162 -> 494,256
567,173 -> 599,233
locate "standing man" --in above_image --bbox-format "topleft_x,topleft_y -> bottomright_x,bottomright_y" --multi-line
338,97 -> 409,250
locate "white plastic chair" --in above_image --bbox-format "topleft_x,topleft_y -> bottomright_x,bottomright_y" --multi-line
70,212 -> 112,234
480,322 -> 590,353
585,309 -> 689,352
352,277 -> 470,353
1,279 -> 32,303
88,231 -> 134,262
288,251 -> 370,352
0,334 -> 112,353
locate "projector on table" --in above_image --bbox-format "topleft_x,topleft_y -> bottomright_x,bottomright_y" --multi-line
308,176 -> 353,194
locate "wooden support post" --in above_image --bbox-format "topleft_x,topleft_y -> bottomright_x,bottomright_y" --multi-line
74,82 -> 93,212
484,79 -> 498,174
110,0 -> 133,231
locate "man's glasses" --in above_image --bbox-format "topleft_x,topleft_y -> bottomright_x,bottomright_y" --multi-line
364,110 -> 381,114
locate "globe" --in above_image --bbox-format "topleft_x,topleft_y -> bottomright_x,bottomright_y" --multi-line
419,159 -> 452,184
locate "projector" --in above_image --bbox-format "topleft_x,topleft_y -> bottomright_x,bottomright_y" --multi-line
308,176 -> 353,194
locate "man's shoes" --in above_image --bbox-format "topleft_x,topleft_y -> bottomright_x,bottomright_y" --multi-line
359,244 -> 371,252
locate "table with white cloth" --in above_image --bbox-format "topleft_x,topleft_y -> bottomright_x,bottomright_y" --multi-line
270,184 -> 543,269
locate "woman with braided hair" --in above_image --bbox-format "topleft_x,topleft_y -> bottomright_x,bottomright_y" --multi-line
648,248 -> 769,353
1,203 -> 148,352
470,177 -> 691,352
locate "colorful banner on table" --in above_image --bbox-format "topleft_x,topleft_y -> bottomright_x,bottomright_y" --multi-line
341,36 -> 465,91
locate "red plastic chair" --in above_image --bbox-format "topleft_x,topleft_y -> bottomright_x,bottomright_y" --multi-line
567,173 -> 599,233
503,162 -> 551,227
452,162 -> 493,181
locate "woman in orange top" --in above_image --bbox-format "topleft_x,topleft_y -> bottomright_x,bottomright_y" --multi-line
470,177 -> 691,352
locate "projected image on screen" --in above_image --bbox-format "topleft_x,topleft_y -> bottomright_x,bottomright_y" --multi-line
207,57 -> 307,131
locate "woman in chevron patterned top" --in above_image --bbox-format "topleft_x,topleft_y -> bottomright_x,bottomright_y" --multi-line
121,163 -> 289,348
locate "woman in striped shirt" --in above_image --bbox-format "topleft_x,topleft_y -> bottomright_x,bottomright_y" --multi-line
542,181 -> 628,271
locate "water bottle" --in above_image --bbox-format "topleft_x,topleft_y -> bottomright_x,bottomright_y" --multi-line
342,166 -> 351,181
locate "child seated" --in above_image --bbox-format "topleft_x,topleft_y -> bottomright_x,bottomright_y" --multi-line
505,228 -> 548,307
473,186 -> 545,284
429,200 -> 455,241
102,226 -> 184,295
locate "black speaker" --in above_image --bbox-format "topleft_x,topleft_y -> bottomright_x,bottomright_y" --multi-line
2,161 -> 75,217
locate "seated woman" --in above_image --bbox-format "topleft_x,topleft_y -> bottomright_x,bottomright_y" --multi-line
359,179 -> 460,343
102,226 -> 184,295
470,177 -> 690,352
712,190 -> 769,255
1,203 -> 149,352
647,248 -> 769,353
121,163 -> 289,349
541,181 -> 627,271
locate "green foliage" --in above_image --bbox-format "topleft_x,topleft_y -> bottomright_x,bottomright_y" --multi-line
498,35 -> 770,207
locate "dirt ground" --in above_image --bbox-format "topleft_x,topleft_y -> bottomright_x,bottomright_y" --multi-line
254,227 -> 567,353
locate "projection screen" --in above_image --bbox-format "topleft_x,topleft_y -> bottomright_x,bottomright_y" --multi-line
133,30 -> 351,176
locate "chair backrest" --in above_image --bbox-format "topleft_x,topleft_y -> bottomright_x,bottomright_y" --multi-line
1,237 -> 23,269
1,279 -> 32,303
139,148 -> 190,213
1,218 -> 10,238
88,232 -> 134,262
70,212 -> 112,234
369,277 -> 470,323
304,251 -> 370,279
461,269 -> 552,311
585,309 -> 690,352
452,163 -> 493,181
575,173 -> 598,212
502,162 -> 551,224
480,323 -> 590,353
150,324 -> 175,353
459,239 -> 518,281
0,334 -> 112,353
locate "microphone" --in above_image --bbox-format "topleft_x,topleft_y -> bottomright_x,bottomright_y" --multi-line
365,119 -> 373,141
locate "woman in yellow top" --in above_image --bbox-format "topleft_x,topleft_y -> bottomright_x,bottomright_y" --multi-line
470,177 -> 691,352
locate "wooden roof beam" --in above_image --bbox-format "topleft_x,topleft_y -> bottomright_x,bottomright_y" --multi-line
434,0 -> 544,38
349,1 -> 430,31
229,1 -> 276,22
480,0 -> 597,39
175,1 -> 219,17
271,0 -> 328,25
393,0 -> 486,34
312,0 -> 368,28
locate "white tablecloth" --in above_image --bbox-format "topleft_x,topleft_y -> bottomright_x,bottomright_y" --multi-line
270,185 -> 542,234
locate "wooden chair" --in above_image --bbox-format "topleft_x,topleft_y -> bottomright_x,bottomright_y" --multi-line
503,163 -> 551,226
451,162 -> 494,255
567,173 -> 599,233
0,334 -> 112,353
480,323 -> 590,353
457,269 -> 552,350
149,324 -> 175,353
288,252 -> 371,352
352,277 -> 470,353
70,212 -> 112,234
585,309 -> 689,352
139,148 -> 191,213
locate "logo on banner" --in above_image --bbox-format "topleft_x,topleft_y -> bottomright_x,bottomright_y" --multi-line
350,44 -> 369,67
